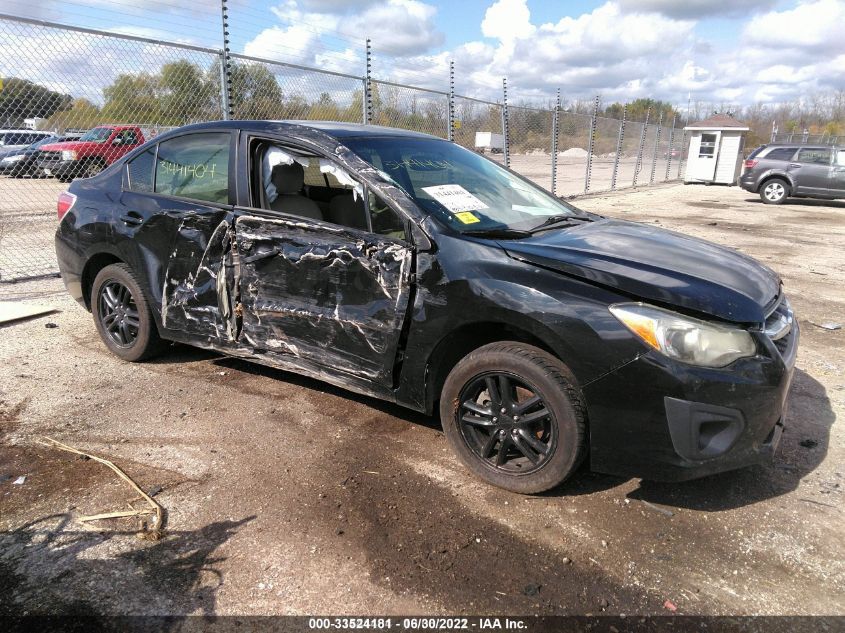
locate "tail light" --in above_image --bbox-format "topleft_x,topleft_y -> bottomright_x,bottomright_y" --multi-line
57,191 -> 77,220
744,159 -> 758,169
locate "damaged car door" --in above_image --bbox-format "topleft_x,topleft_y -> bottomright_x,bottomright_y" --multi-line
150,132 -> 237,341
233,156 -> 414,386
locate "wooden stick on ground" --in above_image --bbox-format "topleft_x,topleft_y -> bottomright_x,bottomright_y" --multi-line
38,436 -> 164,536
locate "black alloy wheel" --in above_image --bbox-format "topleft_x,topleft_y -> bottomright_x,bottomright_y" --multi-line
98,280 -> 140,348
440,342 -> 586,493
458,372 -> 556,474
91,263 -> 166,362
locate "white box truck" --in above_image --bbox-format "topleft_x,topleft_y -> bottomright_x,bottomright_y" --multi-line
474,131 -> 504,153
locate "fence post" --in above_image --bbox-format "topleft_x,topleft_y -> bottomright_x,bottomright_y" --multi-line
664,115 -> 676,181
610,104 -> 626,191
770,121 -> 777,143
502,78 -> 510,169
551,88 -> 560,196
448,60 -> 455,142
677,129 -> 687,179
363,38 -> 372,125
584,95 -> 599,193
219,0 -> 232,120
649,111 -> 663,185
634,107 -> 650,186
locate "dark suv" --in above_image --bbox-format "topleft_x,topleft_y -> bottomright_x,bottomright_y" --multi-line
739,144 -> 845,204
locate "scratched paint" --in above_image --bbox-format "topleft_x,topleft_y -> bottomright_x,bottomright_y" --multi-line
235,215 -> 412,383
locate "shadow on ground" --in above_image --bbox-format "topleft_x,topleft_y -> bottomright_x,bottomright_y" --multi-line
0,513 -> 254,617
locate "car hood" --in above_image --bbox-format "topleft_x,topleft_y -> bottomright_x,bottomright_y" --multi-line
39,140 -> 100,151
501,218 -> 781,323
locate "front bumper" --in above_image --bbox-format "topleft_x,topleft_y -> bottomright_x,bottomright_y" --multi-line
583,321 -> 798,482
38,158 -> 80,178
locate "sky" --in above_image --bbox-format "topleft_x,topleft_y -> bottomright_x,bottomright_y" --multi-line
3,0 -> 845,108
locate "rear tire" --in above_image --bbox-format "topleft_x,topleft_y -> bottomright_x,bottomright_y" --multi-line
91,263 -> 166,362
760,178 -> 789,204
439,342 -> 587,494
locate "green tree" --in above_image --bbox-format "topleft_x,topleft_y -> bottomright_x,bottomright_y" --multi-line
159,60 -> 217,123
229,63 -> 284,119
101,72 -> 162,123
0,78 -> 72,126
47,97 -> 101,131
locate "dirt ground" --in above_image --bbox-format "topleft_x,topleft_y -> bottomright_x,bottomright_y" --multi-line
0,183 -> 842,617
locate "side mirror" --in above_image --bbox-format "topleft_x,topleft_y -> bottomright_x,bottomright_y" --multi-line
112,138 -> 122,145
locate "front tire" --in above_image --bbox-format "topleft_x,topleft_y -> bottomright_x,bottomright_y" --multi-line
439,342 -> 587,494
760,178 -> 789,204
91,263 -> 165,362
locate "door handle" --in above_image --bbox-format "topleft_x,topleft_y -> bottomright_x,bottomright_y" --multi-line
788,163 -> 802,168
119,211 -> 144,226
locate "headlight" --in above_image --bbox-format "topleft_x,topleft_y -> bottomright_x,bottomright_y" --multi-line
609,303 -> 756,368
1,155 -> 23,164
61,150 -> 78,161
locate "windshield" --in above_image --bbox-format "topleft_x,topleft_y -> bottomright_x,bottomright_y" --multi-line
78,127 -> 112,143
344,136 -> 578,232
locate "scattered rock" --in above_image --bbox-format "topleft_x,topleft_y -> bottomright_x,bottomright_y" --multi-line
663,599 -> 677,611
45,322 -> 58,329
562,557 -> 571,565
601,540 -> 608,548
523,584 -> 541,597
599,598 -> 609,608
13,475 -> 26,485
799,439 -> 818,449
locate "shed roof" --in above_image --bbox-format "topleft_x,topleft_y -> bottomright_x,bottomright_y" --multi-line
685,113 -> 749,131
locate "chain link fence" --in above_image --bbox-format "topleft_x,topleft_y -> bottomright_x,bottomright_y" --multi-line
0,12 -> 686,282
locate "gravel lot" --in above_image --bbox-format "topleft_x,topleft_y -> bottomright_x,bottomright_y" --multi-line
0,183 -> 842,617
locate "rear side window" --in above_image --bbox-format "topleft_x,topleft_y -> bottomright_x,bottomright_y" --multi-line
127,147 -> 155,192
154,133 -> 230,204
796,148 -> 831,164
747,146 -> 766,159
764,147 -> 798,161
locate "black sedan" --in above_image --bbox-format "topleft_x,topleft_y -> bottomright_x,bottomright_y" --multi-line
54,121 -> 797,493
0,135 -> 79,177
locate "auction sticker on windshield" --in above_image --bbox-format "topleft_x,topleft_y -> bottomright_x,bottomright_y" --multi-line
422,184 -> 488,213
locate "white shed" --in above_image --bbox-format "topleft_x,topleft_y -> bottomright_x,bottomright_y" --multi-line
683,114 -> 749,185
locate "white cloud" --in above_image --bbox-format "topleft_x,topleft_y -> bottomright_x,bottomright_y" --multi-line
618,0 -> 776,19
741,0 -> 845,53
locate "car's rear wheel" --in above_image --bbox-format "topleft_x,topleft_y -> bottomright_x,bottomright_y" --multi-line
91,263 -> 165,362
439,342 -> 586,494
761,178 -> 789,204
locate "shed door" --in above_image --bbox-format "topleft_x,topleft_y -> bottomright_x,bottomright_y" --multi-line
686,132 -> 720,181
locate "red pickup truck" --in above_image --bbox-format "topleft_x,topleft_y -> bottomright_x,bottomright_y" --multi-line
38,125 -> 146,182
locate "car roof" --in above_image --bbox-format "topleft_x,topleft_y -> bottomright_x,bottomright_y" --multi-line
0,129 -> 51,134
164,119 -> 443,141
763,143 -> 839,150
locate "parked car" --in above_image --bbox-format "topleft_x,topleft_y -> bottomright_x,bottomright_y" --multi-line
663,148 -> 681,159
0,135 -> 80,177
739,143 -> 845,204
55,121 -> 797,493
0,129 -> 54,152
38,125 -> 145,182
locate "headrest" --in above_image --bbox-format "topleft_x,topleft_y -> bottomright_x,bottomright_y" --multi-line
271,162 -> 304,195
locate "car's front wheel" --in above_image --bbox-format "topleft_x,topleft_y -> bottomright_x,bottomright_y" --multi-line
760,178 -> 789,204
91,263 -> 166,362
440,342 -> 586,494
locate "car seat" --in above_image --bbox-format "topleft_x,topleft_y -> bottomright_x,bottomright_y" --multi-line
270,163 -> 322,221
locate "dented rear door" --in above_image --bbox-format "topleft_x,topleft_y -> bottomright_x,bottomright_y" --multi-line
234,213 -> 413,386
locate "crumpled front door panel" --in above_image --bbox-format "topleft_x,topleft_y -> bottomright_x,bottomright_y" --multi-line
235,215 -> 412,384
